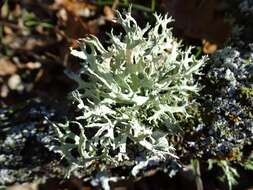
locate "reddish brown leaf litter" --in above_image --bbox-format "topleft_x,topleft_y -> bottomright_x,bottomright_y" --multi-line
160,0 -> 231,54
0,0 -> 108,103
0,58 -> 17,76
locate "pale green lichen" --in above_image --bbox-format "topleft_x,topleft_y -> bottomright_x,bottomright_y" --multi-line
208,159 -> 239,190
51,8 -> 206,175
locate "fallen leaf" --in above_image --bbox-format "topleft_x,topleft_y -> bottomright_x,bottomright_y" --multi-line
3,25 -> 14,35
1,0 -> 9,18
17,62 -> 41,70
8,182 -> 39,190
0,58 -> 17,76
160,0 -> 231,53
55,0 -> 97,17
104,5 -> 115,21
0,84 -> 9,98
202,39 -> 218,54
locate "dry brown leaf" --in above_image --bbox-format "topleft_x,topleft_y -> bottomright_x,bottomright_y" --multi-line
0,84 -> 9,98
7,182 -> 38,190
104,5 -> 115,21
55,0 -> 97,17
54,0 -> 100,40
0,58 -> 17,76
12,4 -> 22,17
160,0 -> 231,54
17,62 -> 41,70
3,25 -> 14,35
202,39 -> 218,54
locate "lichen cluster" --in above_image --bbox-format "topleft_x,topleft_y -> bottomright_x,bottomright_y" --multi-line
51,9 -> 206,174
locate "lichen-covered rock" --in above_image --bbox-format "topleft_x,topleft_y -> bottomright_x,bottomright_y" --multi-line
199,47 -> 253,156
176,47 -> 253,161
0,102 -> 61,186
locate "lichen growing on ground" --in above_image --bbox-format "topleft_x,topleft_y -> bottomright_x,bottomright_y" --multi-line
51,9 -> 206,175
